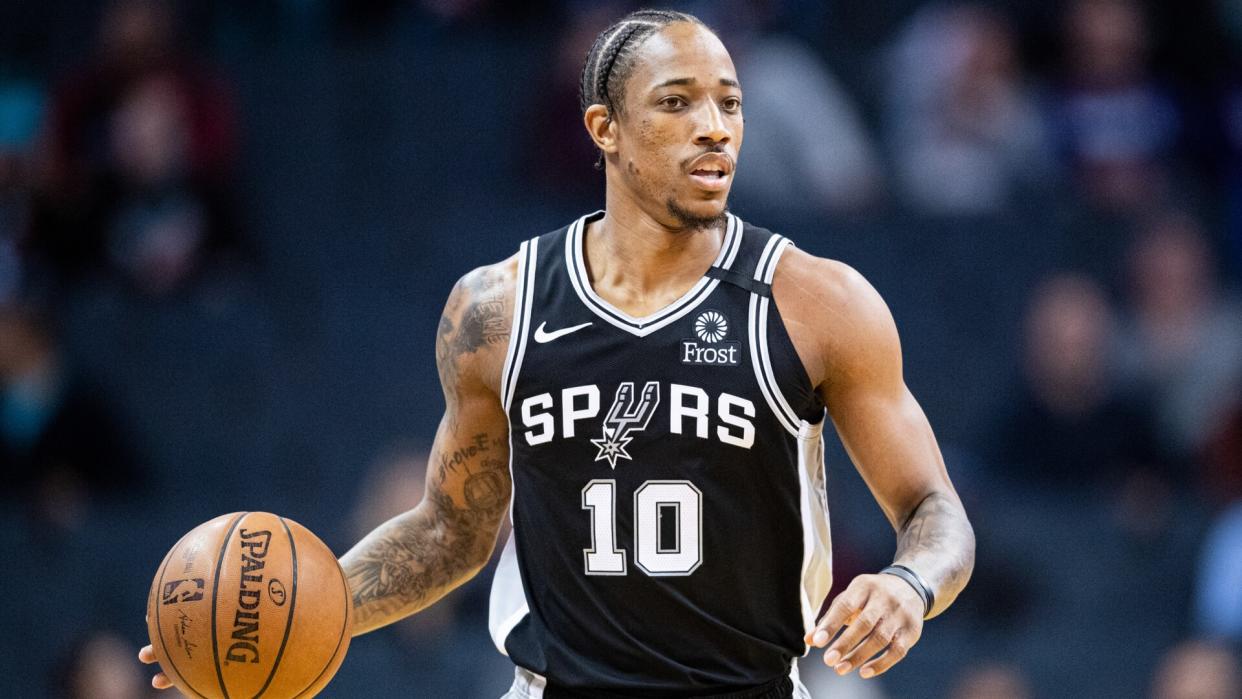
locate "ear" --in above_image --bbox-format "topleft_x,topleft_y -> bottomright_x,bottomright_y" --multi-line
583,104 -> 619,156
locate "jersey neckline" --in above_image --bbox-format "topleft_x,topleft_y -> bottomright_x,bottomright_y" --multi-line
564,210 -> 744,338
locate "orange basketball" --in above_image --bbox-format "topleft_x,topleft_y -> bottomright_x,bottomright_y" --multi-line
147,512 -> 353,699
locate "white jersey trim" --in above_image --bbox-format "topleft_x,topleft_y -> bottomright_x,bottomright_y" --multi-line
493,240 -> 536,657
749,292 -> 799,436
489,533 -> 530,657
720,213 -> 745,269
796,417 -> 832,646
755,237 -> 831,633
754,233 -> 785,282
565,211 -> 743,337
747,235 -> 802,436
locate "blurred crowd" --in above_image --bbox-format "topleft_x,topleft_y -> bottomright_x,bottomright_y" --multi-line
1,0 -> 1240,697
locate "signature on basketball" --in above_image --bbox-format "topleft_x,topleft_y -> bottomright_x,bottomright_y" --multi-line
174,608 -> 199,660
180,542 -> 202,574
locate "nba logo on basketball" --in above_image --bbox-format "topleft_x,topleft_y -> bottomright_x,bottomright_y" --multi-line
161,578 -> 205,605
681,311 -> 740,365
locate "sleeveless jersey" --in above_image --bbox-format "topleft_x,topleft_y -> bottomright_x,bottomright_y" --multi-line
488,210 -> 832,697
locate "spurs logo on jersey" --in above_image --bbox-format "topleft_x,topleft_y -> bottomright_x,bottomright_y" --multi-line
682,310 -> 741,366
591,381 -> 660,468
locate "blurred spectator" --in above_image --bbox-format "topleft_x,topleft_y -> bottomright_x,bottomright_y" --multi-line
884,4 -> 1053,215
1116,213 -> 1242,460
333,0 -> 553,38
29,0 -> 241,296
1217,0 -> 1242,272
523,2 -> 619,198
0,304 -> 142,531
947,662 -> 1032,699
0,76 -> 44,302
351,446 -> 443,545
993,273 -> 1165,490
1218,79 -> 1242,273
1193,502 -> 1242,642
57,630 -> 147,699
1049,0 -> 1182,212
1149,639 -> 1240,699
101,75 -> 236,295
1203,401 -> 1242,504
722,2 -> 884,213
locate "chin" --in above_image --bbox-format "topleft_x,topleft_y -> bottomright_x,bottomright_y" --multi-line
666,196 -> 729,231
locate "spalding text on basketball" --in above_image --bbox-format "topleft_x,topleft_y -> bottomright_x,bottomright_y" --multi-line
226,528 -> 271,664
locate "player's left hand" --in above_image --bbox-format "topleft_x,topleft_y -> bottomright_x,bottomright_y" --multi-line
804,573 -> 925,679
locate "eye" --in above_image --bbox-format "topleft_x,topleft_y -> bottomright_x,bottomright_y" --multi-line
659,96 -> 687,110
722,97 -> 742,112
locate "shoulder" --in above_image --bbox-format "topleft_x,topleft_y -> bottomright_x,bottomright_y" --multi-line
770,246 -> 900,390
770,246 -> 878,311
450,254 -> 520,310
437,253 -> 521,396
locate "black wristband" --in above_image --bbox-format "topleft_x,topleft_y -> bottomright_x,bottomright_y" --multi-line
880,564 -> 934,618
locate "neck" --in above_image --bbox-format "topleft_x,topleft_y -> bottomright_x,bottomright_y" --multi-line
583,212 -> 726,322
585,187 -> 727,301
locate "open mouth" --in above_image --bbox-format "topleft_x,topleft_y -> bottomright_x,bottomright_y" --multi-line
688,167 -> 730,191
686,152 -> 733,191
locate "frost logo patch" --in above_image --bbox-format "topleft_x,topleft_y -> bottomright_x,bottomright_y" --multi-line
682,310 -> 741,366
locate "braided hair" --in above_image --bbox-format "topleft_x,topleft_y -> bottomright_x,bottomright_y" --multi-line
579,9 -> 709,168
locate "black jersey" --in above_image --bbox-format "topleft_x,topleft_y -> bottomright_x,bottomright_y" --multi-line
488,211 -> 831,697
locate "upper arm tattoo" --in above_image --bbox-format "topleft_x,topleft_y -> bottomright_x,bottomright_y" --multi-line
435,268 -> 511,416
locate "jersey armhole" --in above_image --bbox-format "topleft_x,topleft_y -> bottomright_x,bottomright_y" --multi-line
500,237 -> 539,413
765,242 -> 827,427
747,236 -> 814,436
493,239 -> 537,656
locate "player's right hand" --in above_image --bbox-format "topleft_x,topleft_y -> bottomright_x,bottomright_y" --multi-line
805,572 -> 926,679
138,645 -> 174,690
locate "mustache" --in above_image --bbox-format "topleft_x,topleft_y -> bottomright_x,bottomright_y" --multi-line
681,146 -> 734,169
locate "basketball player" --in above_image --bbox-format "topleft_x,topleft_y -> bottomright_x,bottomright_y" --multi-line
142,9 -> 974,697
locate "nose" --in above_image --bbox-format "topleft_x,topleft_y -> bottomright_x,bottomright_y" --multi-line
693,101 -> 731,146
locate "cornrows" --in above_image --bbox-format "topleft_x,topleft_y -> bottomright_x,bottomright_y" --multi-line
578,9 -> 706,117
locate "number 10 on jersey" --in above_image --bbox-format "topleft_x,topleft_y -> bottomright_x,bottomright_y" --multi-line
582,479 -> 703,576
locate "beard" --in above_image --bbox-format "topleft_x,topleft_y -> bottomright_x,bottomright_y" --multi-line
665,198 -> 728,232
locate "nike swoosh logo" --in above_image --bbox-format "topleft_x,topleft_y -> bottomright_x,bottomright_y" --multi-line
534,321 -> 593,343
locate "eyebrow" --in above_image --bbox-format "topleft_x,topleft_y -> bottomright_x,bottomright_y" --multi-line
653,77 -> 741,89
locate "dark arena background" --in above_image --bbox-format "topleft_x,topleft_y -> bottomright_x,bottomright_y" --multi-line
2,1 -> 1240,697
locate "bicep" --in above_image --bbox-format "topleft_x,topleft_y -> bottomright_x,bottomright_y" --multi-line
817,274 -> 954,529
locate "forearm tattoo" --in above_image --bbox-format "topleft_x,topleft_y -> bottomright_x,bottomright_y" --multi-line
893,492 -> 975,616
343,436 -> 510,630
